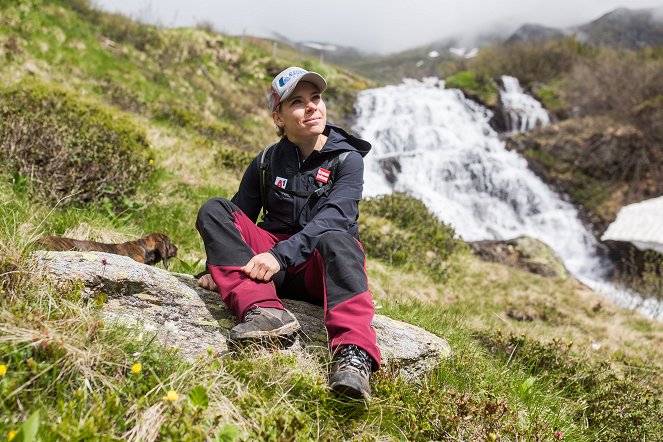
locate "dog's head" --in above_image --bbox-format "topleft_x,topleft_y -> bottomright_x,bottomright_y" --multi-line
142,233 -> 178,269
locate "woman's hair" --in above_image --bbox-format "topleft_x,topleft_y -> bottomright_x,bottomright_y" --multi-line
275,124 -> 285,137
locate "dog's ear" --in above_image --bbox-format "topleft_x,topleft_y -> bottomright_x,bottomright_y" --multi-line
156,235 -> 177,270
155,239 -> 170,269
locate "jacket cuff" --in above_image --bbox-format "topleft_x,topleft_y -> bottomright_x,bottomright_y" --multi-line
268,249 -> 287,271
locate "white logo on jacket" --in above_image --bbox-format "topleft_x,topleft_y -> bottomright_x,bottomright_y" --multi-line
275,177 -> 288,188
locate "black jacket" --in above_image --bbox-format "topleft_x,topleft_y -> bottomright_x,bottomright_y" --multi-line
231,124 -> 372,269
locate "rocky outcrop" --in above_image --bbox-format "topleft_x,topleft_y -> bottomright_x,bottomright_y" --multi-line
505,117 -> 663,238
34,251 -> 451,381
506,24 -> 566,45
469,236 -> 567,279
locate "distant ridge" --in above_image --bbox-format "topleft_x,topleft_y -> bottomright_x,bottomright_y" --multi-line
506,24 -> 567,44
508,6 -> 663,49
576,6 -> 663,49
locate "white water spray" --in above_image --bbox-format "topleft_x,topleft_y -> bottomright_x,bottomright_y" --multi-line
354,77 -> 662,320
500,76 -> 550,132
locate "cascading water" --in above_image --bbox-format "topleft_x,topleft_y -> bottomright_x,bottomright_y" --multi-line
500,76 -> 550,132
354,76 -> 662,320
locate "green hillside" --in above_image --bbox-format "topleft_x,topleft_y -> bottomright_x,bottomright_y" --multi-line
1,1 -> 661,440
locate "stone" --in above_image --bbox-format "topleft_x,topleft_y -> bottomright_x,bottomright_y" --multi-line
34,251 -> 451,381
469,236 -> 568,278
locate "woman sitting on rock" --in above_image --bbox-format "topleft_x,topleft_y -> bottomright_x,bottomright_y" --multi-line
196,66 -> 380,401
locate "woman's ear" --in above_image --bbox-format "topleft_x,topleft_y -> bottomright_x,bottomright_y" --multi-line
272,111 -> 283,129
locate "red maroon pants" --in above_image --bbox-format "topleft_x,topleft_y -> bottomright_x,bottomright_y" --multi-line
196,197 -> 380,369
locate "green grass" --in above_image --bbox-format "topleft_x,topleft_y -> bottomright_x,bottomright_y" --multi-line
2,178 -> 661,440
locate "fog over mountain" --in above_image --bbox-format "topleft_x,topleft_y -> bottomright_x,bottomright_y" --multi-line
96,0 -> 661,54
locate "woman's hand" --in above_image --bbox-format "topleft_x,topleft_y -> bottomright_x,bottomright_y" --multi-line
197,274 -> 218,291
242,252 -> 281,282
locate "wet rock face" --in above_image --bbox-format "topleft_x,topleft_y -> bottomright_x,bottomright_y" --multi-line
505,118 -> 663,235
35,251 -> 452,380
469,236 -> 567,278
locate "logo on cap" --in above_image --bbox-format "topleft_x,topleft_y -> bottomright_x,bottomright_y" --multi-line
278,76 -> 290,88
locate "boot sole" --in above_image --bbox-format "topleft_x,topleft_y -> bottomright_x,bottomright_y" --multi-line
229,320 -> 301,341
330,380 -> 371,402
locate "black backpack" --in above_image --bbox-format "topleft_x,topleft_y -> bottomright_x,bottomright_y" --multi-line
258,143 -> 350,215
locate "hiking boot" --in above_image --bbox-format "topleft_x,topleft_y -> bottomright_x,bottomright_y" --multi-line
229,306 -> 300,341
329,344 -> 372,401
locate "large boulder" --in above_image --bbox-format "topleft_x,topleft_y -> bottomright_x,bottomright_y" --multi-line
34,251 -> 451,380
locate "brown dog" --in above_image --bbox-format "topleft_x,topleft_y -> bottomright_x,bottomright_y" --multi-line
36,233 -> 178,269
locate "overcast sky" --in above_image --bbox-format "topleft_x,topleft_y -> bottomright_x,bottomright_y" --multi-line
95,0 -> 662,53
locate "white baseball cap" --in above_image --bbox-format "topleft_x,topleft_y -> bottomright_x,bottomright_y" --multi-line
268,66 -> 327,112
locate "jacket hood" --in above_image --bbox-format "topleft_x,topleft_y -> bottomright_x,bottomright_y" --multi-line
321,124 -> 372,158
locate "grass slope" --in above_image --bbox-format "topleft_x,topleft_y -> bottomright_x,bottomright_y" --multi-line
0,1 -> 661,440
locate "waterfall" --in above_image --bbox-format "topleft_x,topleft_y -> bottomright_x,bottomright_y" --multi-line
354,77 -> 662,320
500,76 -> 550,132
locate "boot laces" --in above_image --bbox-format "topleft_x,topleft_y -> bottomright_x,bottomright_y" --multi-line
243,307 -> 262,322
337,345 -> 371,376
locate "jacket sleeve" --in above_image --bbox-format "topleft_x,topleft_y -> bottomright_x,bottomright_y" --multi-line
269,151 -> 364,268
230,154 -> 262,223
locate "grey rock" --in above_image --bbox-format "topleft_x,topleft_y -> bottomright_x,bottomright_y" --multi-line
469,236 -> 567,279
34,250 -> 451,380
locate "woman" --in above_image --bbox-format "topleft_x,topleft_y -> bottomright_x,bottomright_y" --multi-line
196,66 -> 380,401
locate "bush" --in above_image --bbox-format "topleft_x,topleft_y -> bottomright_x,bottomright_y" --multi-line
0,81 -> 153,206
445,70 -> 498,105
359,193 -> 465,281
470,37 -> 592,86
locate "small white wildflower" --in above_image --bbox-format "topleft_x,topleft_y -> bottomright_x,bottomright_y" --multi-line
590,342 -> 602,351
143,323 -> 157,333
163,321 -> 177,334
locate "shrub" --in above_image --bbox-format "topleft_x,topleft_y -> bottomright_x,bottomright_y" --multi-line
359,193 -> 465,281
445,70 -> 498,105
562,49 -> 663,125
0,81 -> 153,207
470,37 -> 592,86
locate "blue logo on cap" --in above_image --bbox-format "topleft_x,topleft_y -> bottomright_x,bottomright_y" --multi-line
278,76 -> 291,87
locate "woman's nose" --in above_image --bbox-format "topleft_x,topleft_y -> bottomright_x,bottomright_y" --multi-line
306,100 -> 317,111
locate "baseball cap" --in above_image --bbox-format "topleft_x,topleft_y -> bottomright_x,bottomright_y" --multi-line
268,66 -> 327,112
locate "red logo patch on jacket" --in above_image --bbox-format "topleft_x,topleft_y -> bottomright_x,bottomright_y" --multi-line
315,168 -> 330,183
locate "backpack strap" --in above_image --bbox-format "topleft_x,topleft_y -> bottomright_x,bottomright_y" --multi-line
259,142 -> 278,214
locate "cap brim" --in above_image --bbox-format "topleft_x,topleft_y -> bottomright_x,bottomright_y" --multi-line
280,72 -> 327,104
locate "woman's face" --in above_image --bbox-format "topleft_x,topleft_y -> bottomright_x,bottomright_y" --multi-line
272,81 -> 327,141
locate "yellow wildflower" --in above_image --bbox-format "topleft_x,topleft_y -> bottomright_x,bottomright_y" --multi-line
8,430 -> 16,441
163,390 -> 179,401
131,363 -> 142,374
0,364 -> 7,377
148,159 -> 155,165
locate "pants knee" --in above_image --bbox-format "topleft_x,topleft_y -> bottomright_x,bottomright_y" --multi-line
316,231 -> 363,257
197,197 -> 235,230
